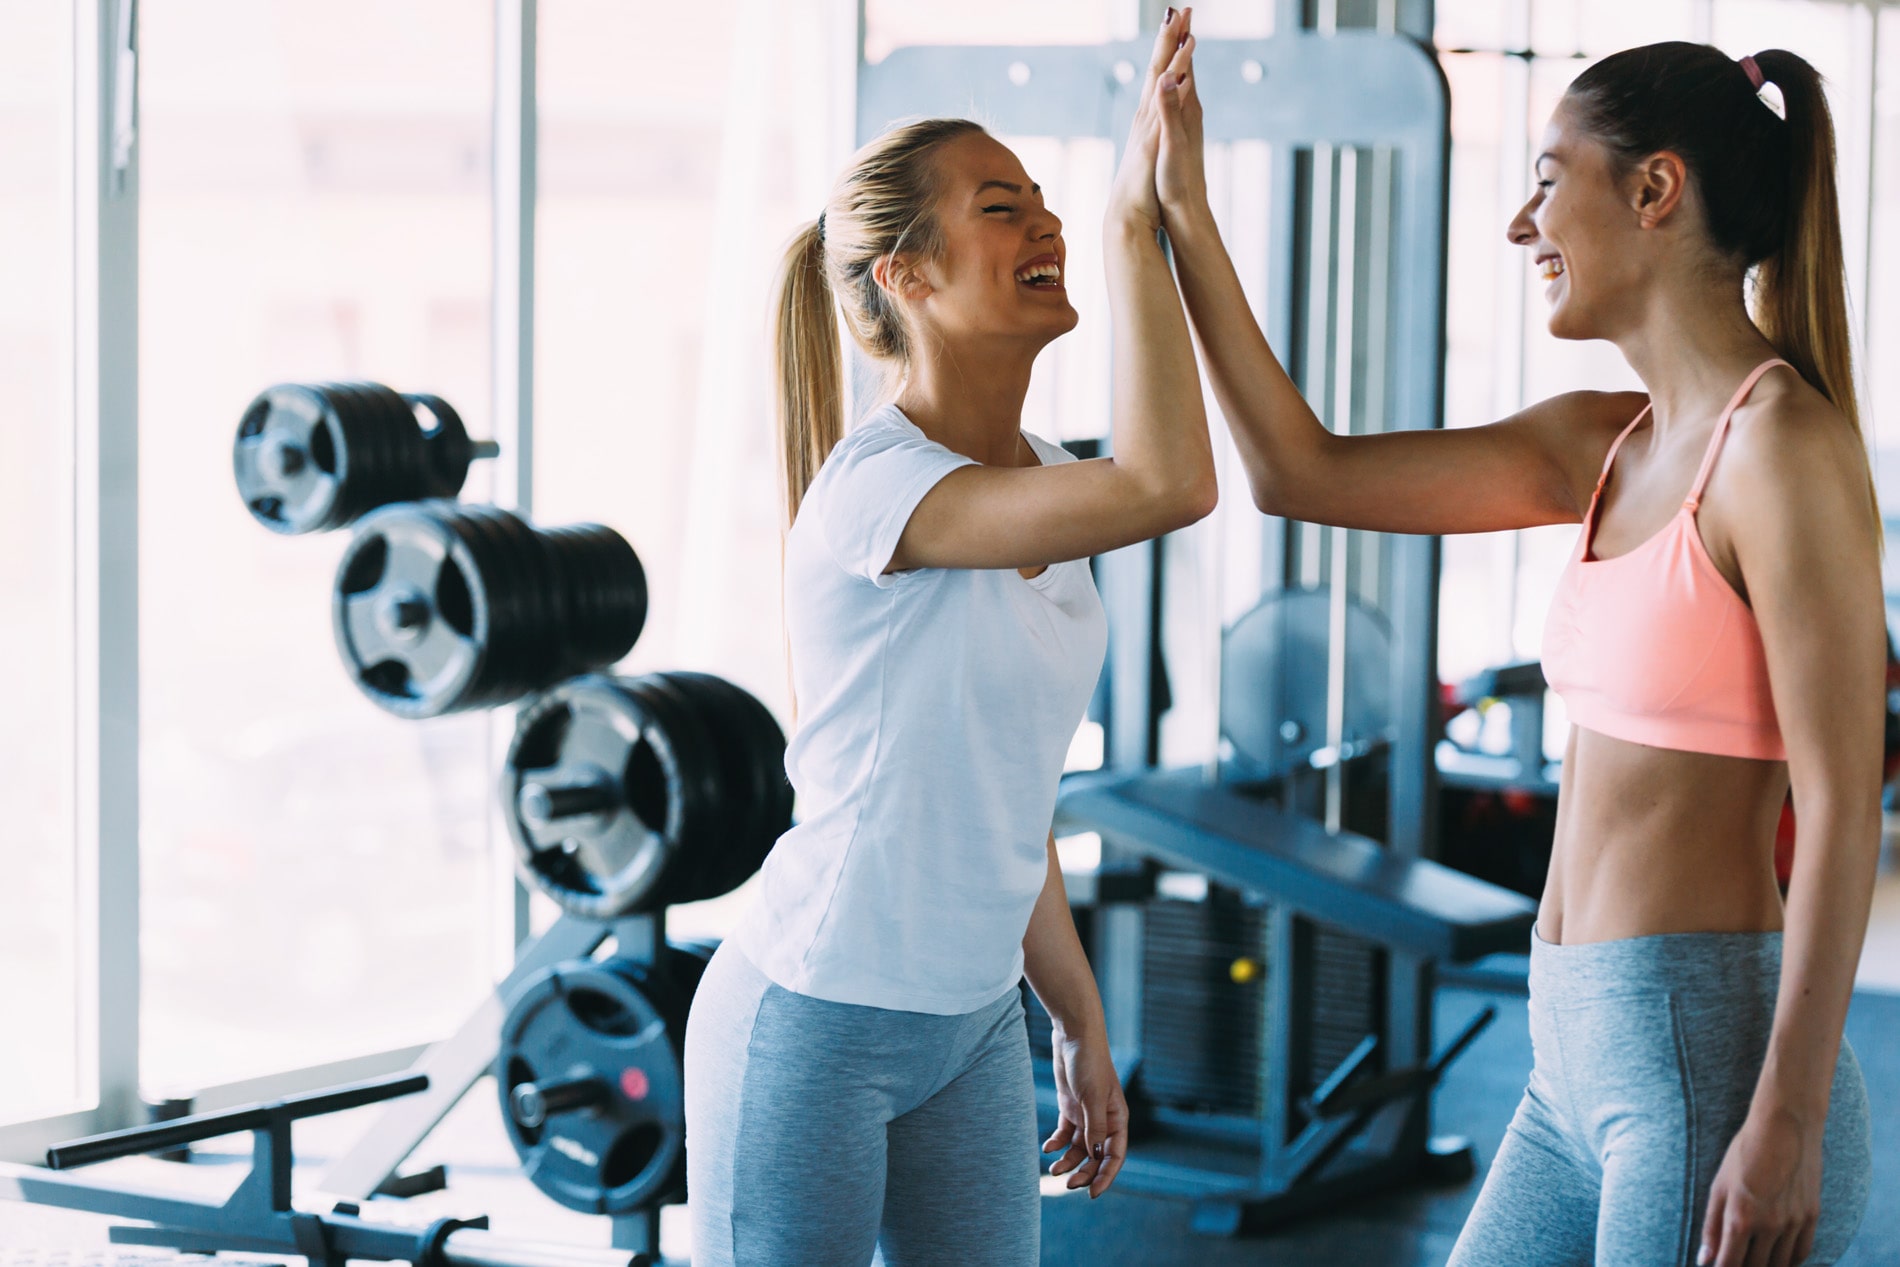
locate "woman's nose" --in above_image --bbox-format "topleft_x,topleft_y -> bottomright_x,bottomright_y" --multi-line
1506,199 -> 1537,248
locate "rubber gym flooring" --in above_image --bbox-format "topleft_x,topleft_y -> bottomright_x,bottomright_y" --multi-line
3,979 -> 1895,1266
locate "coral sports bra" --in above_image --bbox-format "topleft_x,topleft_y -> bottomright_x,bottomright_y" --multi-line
1541,359 -> 1790,762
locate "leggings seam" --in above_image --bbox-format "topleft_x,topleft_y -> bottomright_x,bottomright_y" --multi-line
1669,993 -> 1699,1266
725,975 -> 772,1267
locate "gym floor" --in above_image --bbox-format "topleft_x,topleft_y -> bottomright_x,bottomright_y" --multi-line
5,974 -> 1895,1267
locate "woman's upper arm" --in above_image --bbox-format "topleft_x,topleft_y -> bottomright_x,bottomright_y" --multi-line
1253,390 -> 1644,536
1728,403 -> 1886,812
892,451 -> 1214,574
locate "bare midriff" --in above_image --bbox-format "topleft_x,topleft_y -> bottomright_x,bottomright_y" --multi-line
1539,725 -> 1791,945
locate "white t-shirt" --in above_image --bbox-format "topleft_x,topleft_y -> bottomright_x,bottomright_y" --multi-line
736,405 -> 1108,1014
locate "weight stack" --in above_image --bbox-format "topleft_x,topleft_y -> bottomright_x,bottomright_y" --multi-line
1138,896 -> 1268,1118
1136,896 -> 1387,1137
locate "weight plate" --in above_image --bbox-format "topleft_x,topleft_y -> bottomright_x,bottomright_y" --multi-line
403,392 -> 476,498
233,384 -> 348,533
332,503 -> 488,717
1221,586 -> 1393,776
497,956 -> 687,1215
506,677 -> 684,918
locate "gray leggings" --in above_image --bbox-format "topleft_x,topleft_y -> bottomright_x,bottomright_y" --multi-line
1449,928 -> 1871,1267
682,942 -> 1039,1267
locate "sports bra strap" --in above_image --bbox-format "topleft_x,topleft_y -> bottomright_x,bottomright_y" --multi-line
1685,358 -> 1793,510
1594,405 -> 1652,496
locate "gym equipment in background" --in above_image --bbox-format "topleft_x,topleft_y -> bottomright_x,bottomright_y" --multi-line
504,674 -> 793,918
234,382 -> 500,535
496,943 -> 713,1216
1053,768 -> 1532,1235
1433,660 -> 1559,900
332,504 -> 647,718
0,1074 -> 643,1267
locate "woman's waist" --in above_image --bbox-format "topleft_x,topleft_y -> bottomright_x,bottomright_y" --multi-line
1540,782 -> 1786,948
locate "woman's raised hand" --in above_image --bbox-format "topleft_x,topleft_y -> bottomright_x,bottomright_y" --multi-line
1154,24 -> 1206,223
1105,8 -> 1195,234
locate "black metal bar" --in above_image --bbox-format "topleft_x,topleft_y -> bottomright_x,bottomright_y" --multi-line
1303,1033 -> 1380,1116
47,1073 -> 429,1170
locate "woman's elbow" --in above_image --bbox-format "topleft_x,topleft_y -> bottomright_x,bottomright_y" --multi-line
1245,468 -> 1290,517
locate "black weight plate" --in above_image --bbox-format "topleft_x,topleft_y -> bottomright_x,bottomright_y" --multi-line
470,505 -> 562,701
453,504 -> 556,708
679,673 -> 789,897
357,381 -> 435,505
332,504 -> 488,717
542,525 -> 647,672
441,505 -> 525,707
403,391 -> 475,498
496,957 -> 686,1215
233,383 -> 346,533
632,673 -> 729,906
609,675 -> 708,909
666,673 -> 770,900
505,677 -> 683,919
318,382 -> 398,523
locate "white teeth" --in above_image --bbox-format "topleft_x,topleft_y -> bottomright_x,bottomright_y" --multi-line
1539,257 -> 1565,281
1015,261 -> 1061,284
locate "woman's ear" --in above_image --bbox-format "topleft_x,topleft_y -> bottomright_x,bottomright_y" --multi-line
872,253 -> 933,303
1630,150 -> 1689,230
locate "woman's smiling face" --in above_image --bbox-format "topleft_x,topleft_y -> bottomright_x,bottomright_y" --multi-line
891,131 -> 1079,350
1507,101 -> 1665,342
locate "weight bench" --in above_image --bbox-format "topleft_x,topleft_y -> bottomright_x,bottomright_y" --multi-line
0,1074 -> 643,1267
1051,766 -> 1537,1234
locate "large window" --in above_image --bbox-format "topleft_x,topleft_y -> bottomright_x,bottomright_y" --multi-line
0,0 -> 80,1125
136,1 -> 499,1091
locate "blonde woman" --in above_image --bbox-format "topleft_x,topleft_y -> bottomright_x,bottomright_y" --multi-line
683,13 -> 1209,1266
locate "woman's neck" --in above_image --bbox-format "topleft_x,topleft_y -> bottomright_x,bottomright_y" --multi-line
1614,274 -> 1783,438
895,338 -> 1039,467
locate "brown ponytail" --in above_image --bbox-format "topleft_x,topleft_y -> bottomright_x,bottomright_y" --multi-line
1748,50 -> 1874,525
1565,42 -> 1878,540
770,117 -> 987,529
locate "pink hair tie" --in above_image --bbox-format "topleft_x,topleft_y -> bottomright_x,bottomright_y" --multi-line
1740,55 -> 1764,90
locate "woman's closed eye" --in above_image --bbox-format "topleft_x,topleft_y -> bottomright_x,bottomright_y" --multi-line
982,204 -> 1016,214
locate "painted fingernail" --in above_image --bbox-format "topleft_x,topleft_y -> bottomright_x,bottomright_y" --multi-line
1164,7 -> 1177,22
1175,72 -> 1188,86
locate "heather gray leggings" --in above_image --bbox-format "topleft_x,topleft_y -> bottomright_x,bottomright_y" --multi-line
1449,928 -> 1871,1267
683,942 -> 1039,1267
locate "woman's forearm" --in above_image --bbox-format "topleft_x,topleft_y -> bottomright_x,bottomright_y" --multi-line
1756,803 -> 1881,1122
1022,832 -> 1105,1040
1102,216 -> 1217,520
1164,204 -> 1330,510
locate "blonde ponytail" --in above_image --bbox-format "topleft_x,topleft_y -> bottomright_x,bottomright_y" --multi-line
771,117 -> 987,529
773,220 -> 845,528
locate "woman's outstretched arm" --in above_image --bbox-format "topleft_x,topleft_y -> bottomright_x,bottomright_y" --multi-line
1154,70 -> 1627,536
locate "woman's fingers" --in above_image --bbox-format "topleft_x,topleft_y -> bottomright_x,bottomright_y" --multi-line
1041,1115 -> 1075,1156
1137,7 -> 1192,113
1699,1187 -> 1727,1266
